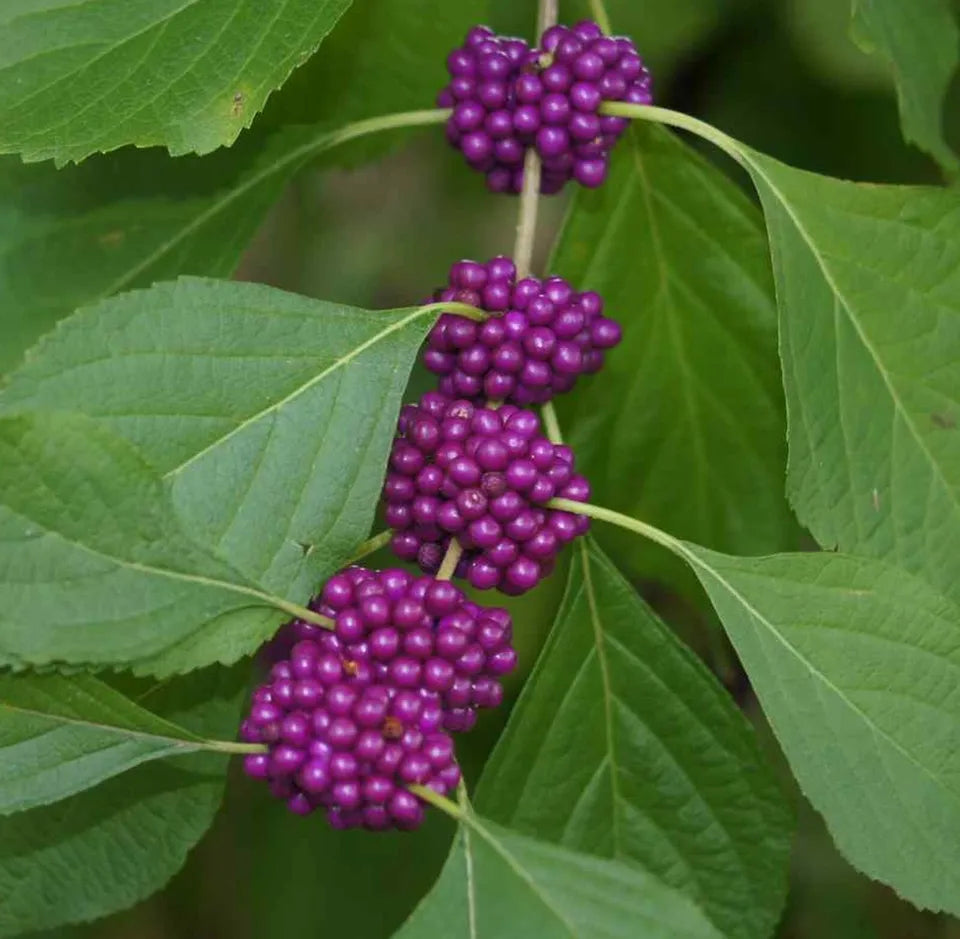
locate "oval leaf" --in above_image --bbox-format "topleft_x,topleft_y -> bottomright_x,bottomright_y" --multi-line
551,125 -> 796,595
678,542 -> 960,914
0,672 -> 212,814
0,0 -> 352,163
744,151 -> 960,604
2,277 -> 436,603
849,0 -> 959,171
477,539 -> 792,939
0,411 -> 285,675
396,814 -> 723,939
0,665 -> 245,936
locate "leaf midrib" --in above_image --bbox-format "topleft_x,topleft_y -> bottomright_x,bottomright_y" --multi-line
684,547 -> 960,808
164,305 -> 431,477
749,159 -> 960,525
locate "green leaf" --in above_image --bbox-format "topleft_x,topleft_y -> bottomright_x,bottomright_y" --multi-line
0,110 -> 446,376
477,539 -> 791,939
0,0 -> 353,164
2,277 -> 436,605
743,151 -> 960,603
0,672 -> 215,815
0,410 -> 288,675
673,541 -> 960,914
0,665 -> 246,936
396,814 -> 724,939
551,125 -> 796,591
849,0 -> 959,171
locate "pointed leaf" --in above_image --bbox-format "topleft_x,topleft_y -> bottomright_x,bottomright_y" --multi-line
552,125 -> 796,595
0,410 -> 286,675
0,672 -> 216,814
396,815 -> 723,939
2,277 -> 436,604
0,665 -> 246,936
0,0 -> 352,163
676,541 -> 960,914
477,539 -> 791,939
744,151 -> 960,603
849,0 -> 959,171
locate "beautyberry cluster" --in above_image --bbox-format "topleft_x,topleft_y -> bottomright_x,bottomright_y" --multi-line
438,20 -> 652,193
424,256 -> 621,405
242,567 -> 518,828
385,392 -> 590,594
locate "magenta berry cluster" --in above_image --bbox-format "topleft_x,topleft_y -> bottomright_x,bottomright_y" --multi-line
242,566 -> 518,828
424,256 -> 622,405
385,392 -> 590,595
437,20 -> 652,193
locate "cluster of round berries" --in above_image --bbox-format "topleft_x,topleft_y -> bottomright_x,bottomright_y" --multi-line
242,568 -> 517,828
438,20 -> 652,193
424,256 -> 622,404
385,392 -> 590,594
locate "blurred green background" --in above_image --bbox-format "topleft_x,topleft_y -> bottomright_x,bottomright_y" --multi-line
25,0 -> 959,936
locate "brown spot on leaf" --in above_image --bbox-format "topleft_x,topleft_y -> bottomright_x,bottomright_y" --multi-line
931,412 -> 956,429
98,230 -> 125,247
232,91 -> 244,117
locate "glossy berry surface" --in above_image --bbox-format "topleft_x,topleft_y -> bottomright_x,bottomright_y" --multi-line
424,256 -> 621,405
385,393 -> 591,594
437,20 -> 652,193
241,629 -> 460,830
319,566 -> 518,733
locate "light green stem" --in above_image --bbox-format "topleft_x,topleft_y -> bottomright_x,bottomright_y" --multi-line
204,740 -> 267,755
347,529 -> 392,564
589,0 -> 613,34
599,102 -> 747,168
549,497 -> 684,556
409,783 -> 465,819
540,401 -> 563,444
418,300 -> 488,323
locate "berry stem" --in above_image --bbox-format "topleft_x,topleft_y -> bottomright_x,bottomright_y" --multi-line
549,497 -> 683,555
537,0 -> 559,34
513,148 -> 542,279
346,529 -> 392,564
418,300 -> 489,322
589,0 -> 613,35
598,102 -> 747,168
408,783 -> 465,820
204,740 -> 268,755
540,401 -> 564,444
436,538 -> 464,581
269,598 -> 334,630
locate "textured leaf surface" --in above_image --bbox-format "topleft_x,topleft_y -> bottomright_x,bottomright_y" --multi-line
745,151 -> 960,603
477,539 -> 791,939
676,541 -> 960,914
2,277 -> 434,609
0,411 -> 283,675
0,0 -> 352,163
552,125 -> 796,590
0,0 -> 493,374
850,0 -> 959,170
0,672 -> 211,815
0,665 -> 245,936
396,815 -> 723,939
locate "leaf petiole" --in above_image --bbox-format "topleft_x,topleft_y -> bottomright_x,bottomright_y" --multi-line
549,497 -> 683,556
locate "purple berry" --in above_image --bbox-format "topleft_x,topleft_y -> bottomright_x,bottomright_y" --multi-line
241,622 -> 462,832
439,22 -> 652,193
424,257 -> 622,406
383,394 -> 591,593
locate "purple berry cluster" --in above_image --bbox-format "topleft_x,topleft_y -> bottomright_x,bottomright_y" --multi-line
424,256 -> 622,405
241,631 -> 457,830
385,392 -> 590,595
437,20 -> 652,193
242,566 -> 518,828
321,567 -> 517,733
